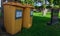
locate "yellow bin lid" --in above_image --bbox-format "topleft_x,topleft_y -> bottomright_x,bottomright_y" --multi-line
3,2 -> 25,7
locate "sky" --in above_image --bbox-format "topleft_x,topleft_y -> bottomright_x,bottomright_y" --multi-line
0,0 -> 1,7
34,1 -> 49,6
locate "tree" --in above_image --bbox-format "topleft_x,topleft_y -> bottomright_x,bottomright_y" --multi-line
48,0 -> 54,6
48,0 -> 60,8
41,0 -> 48,16
20,0 -> 34,6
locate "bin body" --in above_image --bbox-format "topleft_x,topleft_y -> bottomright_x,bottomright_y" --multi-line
23,5 -> 33,29
3,2 -> 23,35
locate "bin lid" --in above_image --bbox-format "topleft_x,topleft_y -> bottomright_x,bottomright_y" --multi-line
3,2 -> 24,7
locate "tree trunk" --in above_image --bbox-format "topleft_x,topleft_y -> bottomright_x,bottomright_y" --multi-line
42,8 -> 48,16
47,8 -> 59,25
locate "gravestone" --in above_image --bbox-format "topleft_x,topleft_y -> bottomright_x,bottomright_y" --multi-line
47,8 -> 59,25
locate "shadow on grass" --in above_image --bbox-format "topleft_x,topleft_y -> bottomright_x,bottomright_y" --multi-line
15,16 -> 52,36
0,13 -> 60,36
15,16 -> 60,36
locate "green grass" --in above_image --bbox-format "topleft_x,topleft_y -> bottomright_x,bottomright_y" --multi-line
0,11 -> 60,36
15,12 -> 60,36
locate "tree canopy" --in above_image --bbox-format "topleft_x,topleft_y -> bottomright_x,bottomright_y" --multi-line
19,0 -> 34,6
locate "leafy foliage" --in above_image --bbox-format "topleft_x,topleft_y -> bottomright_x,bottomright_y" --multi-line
48,0 -> 60,8
19,0 -> 34,6
48,0 -> 54,5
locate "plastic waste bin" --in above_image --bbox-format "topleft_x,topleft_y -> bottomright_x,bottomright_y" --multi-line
23,4 -> 34,29
3,2 -> 24,35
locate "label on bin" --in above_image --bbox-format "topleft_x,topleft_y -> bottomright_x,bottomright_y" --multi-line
16,10 -> 22,19
30,10 -> 33,16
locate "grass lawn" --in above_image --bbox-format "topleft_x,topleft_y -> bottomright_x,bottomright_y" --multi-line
15,12 -> 60,36
0,11 -> 60,36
